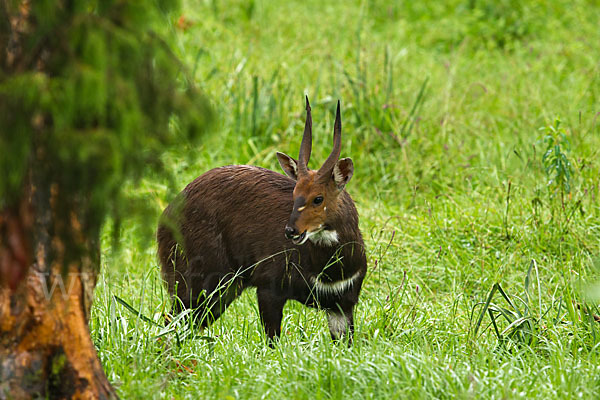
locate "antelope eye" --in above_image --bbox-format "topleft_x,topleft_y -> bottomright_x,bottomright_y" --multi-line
313,196 -> 324,205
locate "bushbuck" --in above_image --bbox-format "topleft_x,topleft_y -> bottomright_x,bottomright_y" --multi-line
157,97 -> 366,343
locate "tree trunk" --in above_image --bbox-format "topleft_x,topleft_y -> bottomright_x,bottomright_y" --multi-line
0,167 -> 117,399
1,1 -> 117,396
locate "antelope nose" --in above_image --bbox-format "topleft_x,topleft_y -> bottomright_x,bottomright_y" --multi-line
285,226 -> 297,239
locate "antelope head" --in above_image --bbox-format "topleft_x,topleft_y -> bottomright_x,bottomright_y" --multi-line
276,97 -> 354,245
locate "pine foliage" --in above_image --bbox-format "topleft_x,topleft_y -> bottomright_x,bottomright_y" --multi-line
0,0 -> 211,221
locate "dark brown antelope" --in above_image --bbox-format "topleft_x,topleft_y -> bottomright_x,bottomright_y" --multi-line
157,97 -> 366,343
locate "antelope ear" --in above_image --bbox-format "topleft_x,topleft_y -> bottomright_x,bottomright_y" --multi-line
276,152 -> 299,180
332,158 -> 354,189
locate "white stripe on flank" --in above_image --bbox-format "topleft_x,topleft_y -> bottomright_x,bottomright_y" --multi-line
311,271 -> 361,297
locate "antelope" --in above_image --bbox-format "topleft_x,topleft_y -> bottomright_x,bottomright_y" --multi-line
157,97 -> 367,343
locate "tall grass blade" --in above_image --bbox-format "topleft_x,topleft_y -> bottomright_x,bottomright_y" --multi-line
399,77 -> 428,139
472,283 -> 498,338
114,295 -> 160,326
497,284 -> 523,318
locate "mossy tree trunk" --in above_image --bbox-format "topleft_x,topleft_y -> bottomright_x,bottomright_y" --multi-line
0,0 -> 210,394
0,148 -> 117,399
0,2 -> 116,398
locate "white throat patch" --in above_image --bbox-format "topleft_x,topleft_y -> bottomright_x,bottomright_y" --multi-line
311,271 -> 361,297
307,229 -> 339,246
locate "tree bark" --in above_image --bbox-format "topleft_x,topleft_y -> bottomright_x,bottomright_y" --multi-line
0,167 -> 117,399
1,1 -> 117,396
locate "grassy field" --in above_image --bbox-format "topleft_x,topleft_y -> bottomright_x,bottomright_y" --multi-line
91,0 -> 600,398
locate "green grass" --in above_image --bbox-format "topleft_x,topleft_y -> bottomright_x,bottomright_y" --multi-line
91,0 -> 600,398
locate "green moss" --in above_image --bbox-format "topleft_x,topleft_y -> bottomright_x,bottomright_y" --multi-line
49,353 -> 67,378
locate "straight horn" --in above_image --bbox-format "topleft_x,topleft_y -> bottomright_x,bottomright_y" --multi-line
317,100 -> 342,182
297,96 -> 312,175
